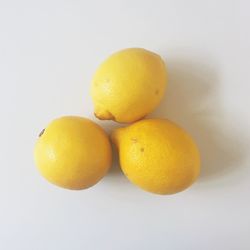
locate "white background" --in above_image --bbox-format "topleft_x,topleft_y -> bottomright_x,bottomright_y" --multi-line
1,1 -> 250,249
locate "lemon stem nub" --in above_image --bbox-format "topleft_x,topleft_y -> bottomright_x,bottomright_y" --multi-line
39,129 -> 45,137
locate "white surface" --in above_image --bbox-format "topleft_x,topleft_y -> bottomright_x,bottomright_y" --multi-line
1,1 -> 250,249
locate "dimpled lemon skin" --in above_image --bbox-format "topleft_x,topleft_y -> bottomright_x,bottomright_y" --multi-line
34,116 -> 112,190
91,48 -> 167,123
112,119 -> 200,195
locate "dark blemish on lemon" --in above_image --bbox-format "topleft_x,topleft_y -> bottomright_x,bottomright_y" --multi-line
155,89 -> 159,95
140,147 -> 144,152
39,128 -> 45,137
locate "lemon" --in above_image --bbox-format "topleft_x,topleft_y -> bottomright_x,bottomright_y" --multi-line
91,48 -> 167,123
112,119 -> 200,195
34,116 -> 112,190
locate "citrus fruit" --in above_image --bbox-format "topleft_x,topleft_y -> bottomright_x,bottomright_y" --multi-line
112,119 -> 200,194
34,116 -> 112,190
91,48 -> 167,123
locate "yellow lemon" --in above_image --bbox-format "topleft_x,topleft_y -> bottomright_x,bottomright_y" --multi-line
34,116 -> 112,190
112,119 -> 200,195
91,48 -> 167,123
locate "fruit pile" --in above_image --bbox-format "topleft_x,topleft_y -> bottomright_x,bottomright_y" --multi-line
34,48 -> 200,195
